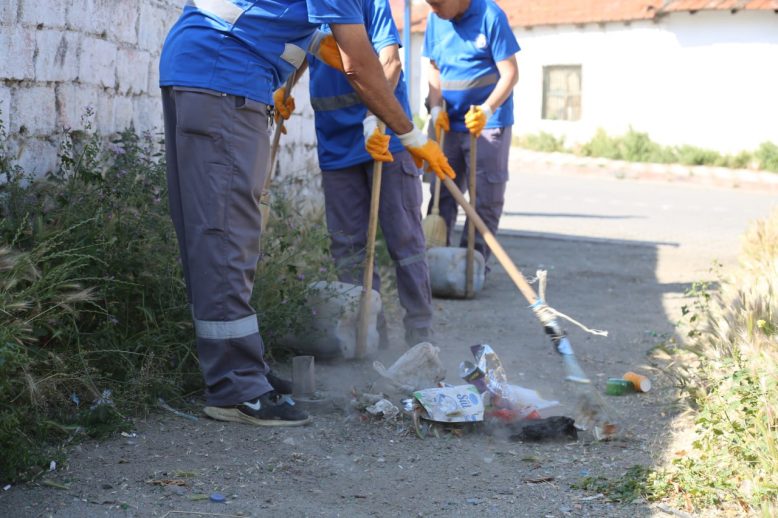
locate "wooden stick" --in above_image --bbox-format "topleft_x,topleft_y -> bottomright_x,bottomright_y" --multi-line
431,102 -> 447,216
356,122 -> 386,359
260,74 -> 294,233
442,177 -> 538,305
466,124 -> 477,298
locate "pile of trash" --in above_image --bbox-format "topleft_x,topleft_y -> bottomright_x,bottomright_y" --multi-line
357,343 -> 580,442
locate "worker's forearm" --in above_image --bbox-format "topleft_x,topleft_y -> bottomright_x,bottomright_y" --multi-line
379,45 -> 402,90
482,77 -> 515,113
331,24 -> 413,135
427,62 -> 443,108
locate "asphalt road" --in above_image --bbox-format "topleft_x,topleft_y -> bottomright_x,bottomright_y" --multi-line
426,150 -> 778,283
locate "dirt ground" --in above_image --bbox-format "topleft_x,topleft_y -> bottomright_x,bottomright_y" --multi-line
5,158 -> 773,518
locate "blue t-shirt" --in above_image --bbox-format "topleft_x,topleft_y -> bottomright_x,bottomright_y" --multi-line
308,0 -> 411,171
159,0 -> 363,105
422,0 -> 520,132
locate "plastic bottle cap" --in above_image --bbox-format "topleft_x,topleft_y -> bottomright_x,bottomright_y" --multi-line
209,492 -> 226,503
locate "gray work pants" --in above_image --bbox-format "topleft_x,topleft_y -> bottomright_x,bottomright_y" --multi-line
162,86 -> 272,406
321,151 -> 433,331
429,127 -> 512,265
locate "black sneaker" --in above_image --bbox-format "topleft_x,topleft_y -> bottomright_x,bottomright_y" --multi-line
405,327 -> 432,347
266,371 -> 293,395
203,391 -> 311,427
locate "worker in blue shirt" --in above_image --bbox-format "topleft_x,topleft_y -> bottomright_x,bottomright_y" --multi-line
423,0 -> 520,267
308,0 -> 433,348
159,0 -> 455,427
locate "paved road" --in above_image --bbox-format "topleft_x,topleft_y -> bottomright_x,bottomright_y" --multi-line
425,150 -> 777,283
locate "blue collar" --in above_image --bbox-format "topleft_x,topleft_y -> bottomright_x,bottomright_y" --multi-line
454,0 -> 484,24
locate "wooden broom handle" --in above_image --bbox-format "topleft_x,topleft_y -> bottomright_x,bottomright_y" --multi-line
466,125 -> 477,298
356,122 -> 386,359
442,177 -> 538,305
431,128 -> 445,216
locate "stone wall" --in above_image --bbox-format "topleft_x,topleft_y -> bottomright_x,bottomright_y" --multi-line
0,0 -> 321,209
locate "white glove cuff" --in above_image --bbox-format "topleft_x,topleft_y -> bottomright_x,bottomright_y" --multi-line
397,127 -> 427,148
479,104 -> 494,120
308,30 -> 326,54
363,114 -> 378,141
430,106 -> 441,124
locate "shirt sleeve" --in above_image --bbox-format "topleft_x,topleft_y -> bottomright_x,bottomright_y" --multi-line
306,0 -> 364,24
369,0 -> 400,53
421,12 -> 436,61
487,8 -> 520,63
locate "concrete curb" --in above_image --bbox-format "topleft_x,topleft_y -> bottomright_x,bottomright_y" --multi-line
511,147 -> 778,192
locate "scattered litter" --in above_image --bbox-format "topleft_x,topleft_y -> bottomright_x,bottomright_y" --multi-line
460,344 -> 559,421
121,432 -> 137,438
605,378 -> 633,396
41,480 -> 69,490
3,484 -> 11,491
576,493 -> 604,502
158,398 -> 198,422
523,476 -> 555,484
511,416 -> 578,442
188,493 -> 209,501
49,460 -> 56,472
147,479 -> 188,487
70,392 -> 80,407
412,384 -> 484,423
209,492 -> 226,503
373,342 -> 446,392
90,389 -> 114,409
365,399 -> 399,419
465,497 -> 482,505
623,371 -> 651,392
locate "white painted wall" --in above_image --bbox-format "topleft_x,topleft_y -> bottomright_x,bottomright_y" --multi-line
514,11 -> 778,153
0,0 -> 320,208
407,10 -> 778,154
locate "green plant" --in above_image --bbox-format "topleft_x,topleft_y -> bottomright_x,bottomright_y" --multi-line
517,131 -> 566,153
756,142 -> 778,172
0,107 -> 343,481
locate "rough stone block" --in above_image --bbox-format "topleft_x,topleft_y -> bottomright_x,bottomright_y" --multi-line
112,96 -> 134,130
12,86 -> 56,136
56,83 -> 98,131
35,30 -> 80,82
139,3 -> 178,52
65,0 -> 106,35
20,0 -> 66,28
17,137 -> 59,176
108,0 -> 140,44
0,85 -> 12,133
116,48 -> 151,95
78,36 -> 117,88
147,57 -> 161,94
1,0 -> 18,24
132,95 -> 164,135
0,26 -> 35,80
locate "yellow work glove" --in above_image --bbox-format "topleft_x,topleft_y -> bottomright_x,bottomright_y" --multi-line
464,104 -> 493,138
363,115 -> 393,162
308,30 -> 344,71
272,87 -> 295,134
430,105 -> 450,142
398,128 -> 456,181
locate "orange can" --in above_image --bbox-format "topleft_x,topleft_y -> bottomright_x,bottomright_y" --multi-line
623,371 -> 651,392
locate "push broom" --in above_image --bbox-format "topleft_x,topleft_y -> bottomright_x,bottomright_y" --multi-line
439,176 -> 616,437
422,102 -> 448,248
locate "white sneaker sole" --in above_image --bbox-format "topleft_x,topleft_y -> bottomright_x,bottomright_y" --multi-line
203,406 -> 312,427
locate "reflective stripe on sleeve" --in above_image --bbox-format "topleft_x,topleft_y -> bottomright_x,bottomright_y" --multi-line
441,73 -> 498,91
310,92 -> 362,112
186,0 -> 245,25
281,43 -> 306,69
194,313 -> 259,340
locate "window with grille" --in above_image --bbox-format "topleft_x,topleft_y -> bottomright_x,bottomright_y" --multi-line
542,65 -> 582,121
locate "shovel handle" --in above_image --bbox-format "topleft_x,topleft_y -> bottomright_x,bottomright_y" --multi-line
260,75 -> 295,234
441,177 -> 538,305
431,100 -> 447,216
356,122 -> 386,359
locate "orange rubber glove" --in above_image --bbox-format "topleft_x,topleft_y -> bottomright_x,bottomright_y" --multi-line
363,115 -> 393,162
398,128 -> 456,181
464,104 -> 493,138
430,106 -> 450,142
272,87 -> 294,134
308,30 -> 344,71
